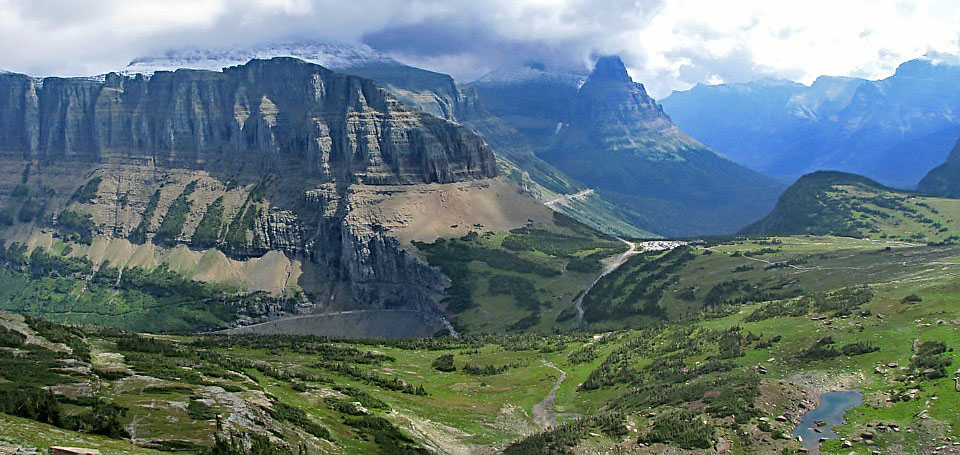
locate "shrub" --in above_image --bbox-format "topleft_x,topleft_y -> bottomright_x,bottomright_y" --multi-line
840,341 -> 879,356
901,294 -> 923,304
0,387 -> 65,427
0,325 -> 26,347
799,336 -> 840,360
191,196 -> 225,248
187,398 -> 218,421
70,177 -> 102,203
56,210 -> 96,244
910,341 -> 952,379
129,189 -> 162,244
641,409 -> 713,450
432,354 -> 456,372
343,416 -> 428,455
265,401 -> 330,440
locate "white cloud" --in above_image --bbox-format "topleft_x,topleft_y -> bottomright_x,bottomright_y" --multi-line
0,0 -> 957,98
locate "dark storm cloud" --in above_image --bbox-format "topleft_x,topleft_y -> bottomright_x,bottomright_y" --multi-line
0,0 -> 956,97
360,0 -> 667,81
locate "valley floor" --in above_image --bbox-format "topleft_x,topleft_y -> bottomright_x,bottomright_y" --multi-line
0,235 -> 958,454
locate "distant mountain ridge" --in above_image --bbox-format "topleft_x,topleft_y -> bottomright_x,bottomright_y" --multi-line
917,137 -> 960,197
474,56 -> 785,237
662,57 -> 960,188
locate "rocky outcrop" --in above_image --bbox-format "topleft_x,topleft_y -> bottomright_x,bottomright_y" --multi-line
256,208 -> 304,255
570,56 -> 672,132
340,225 -> 449,312
0,58 -> 497,185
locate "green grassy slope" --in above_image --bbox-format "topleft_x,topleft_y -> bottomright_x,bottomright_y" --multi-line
414,212 -> 628,334
743,170 -> 960,244
2,234 -> 958,454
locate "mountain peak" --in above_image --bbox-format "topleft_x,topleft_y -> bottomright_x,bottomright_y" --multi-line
588,56 -> 632,83
573,55 -> 671,131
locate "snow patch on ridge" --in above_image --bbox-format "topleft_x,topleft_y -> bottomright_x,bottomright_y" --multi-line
124,41 -> 396,75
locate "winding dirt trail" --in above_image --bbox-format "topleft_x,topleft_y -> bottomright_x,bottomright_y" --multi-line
532,361 -> 567,428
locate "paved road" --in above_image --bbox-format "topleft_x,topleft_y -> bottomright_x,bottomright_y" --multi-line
572,238 -> 640,327
544,189 -> 594,208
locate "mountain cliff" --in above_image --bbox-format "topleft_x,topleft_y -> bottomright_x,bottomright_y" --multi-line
126,42 -> 653,238
662,58 -> 960,187
1,57 -> 496,183
917,137 -> 960,197
475,56 -> 784,237
0,57 -> 563,337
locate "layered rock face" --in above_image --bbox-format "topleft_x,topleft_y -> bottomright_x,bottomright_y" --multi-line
0,58 -> 497,184
121,43 -> 656,238
0,58 -> 521,336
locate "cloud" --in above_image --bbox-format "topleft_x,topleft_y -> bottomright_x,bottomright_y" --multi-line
0,0 -> 957,98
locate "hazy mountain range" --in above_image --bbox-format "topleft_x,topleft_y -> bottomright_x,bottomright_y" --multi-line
662,57 -> 960,188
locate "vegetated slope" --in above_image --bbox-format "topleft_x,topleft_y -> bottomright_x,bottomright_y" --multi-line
918,137 -> 960,198
0,57 -> 572,336
661,57 -> 960,187
474,56 -> 785,237
124,42 -> 653,239
413,212 -> 629,334
741,171 -> 960,243
2,233 -> 958,454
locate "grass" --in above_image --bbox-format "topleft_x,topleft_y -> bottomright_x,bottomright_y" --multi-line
415,217 -> 625,333
0,234 -> 958,453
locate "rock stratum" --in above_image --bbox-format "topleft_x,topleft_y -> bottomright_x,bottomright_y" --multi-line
0,57 -> 557,337
0,57 -> 496,183
122,42 -> 657,238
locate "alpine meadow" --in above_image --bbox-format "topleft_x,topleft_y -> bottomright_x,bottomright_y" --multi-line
0,2 -> 959,454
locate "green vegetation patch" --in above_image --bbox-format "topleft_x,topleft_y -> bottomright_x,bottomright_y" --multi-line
129,189 -> 162,244
153,180 -> 198,247
55,210 -> 96,244
70,176 -> 102,203
191,196 -> 225,248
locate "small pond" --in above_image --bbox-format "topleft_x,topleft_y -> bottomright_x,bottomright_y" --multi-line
792,390 -> 864,454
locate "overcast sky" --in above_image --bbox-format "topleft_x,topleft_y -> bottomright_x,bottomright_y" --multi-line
1,0 -> 958,97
